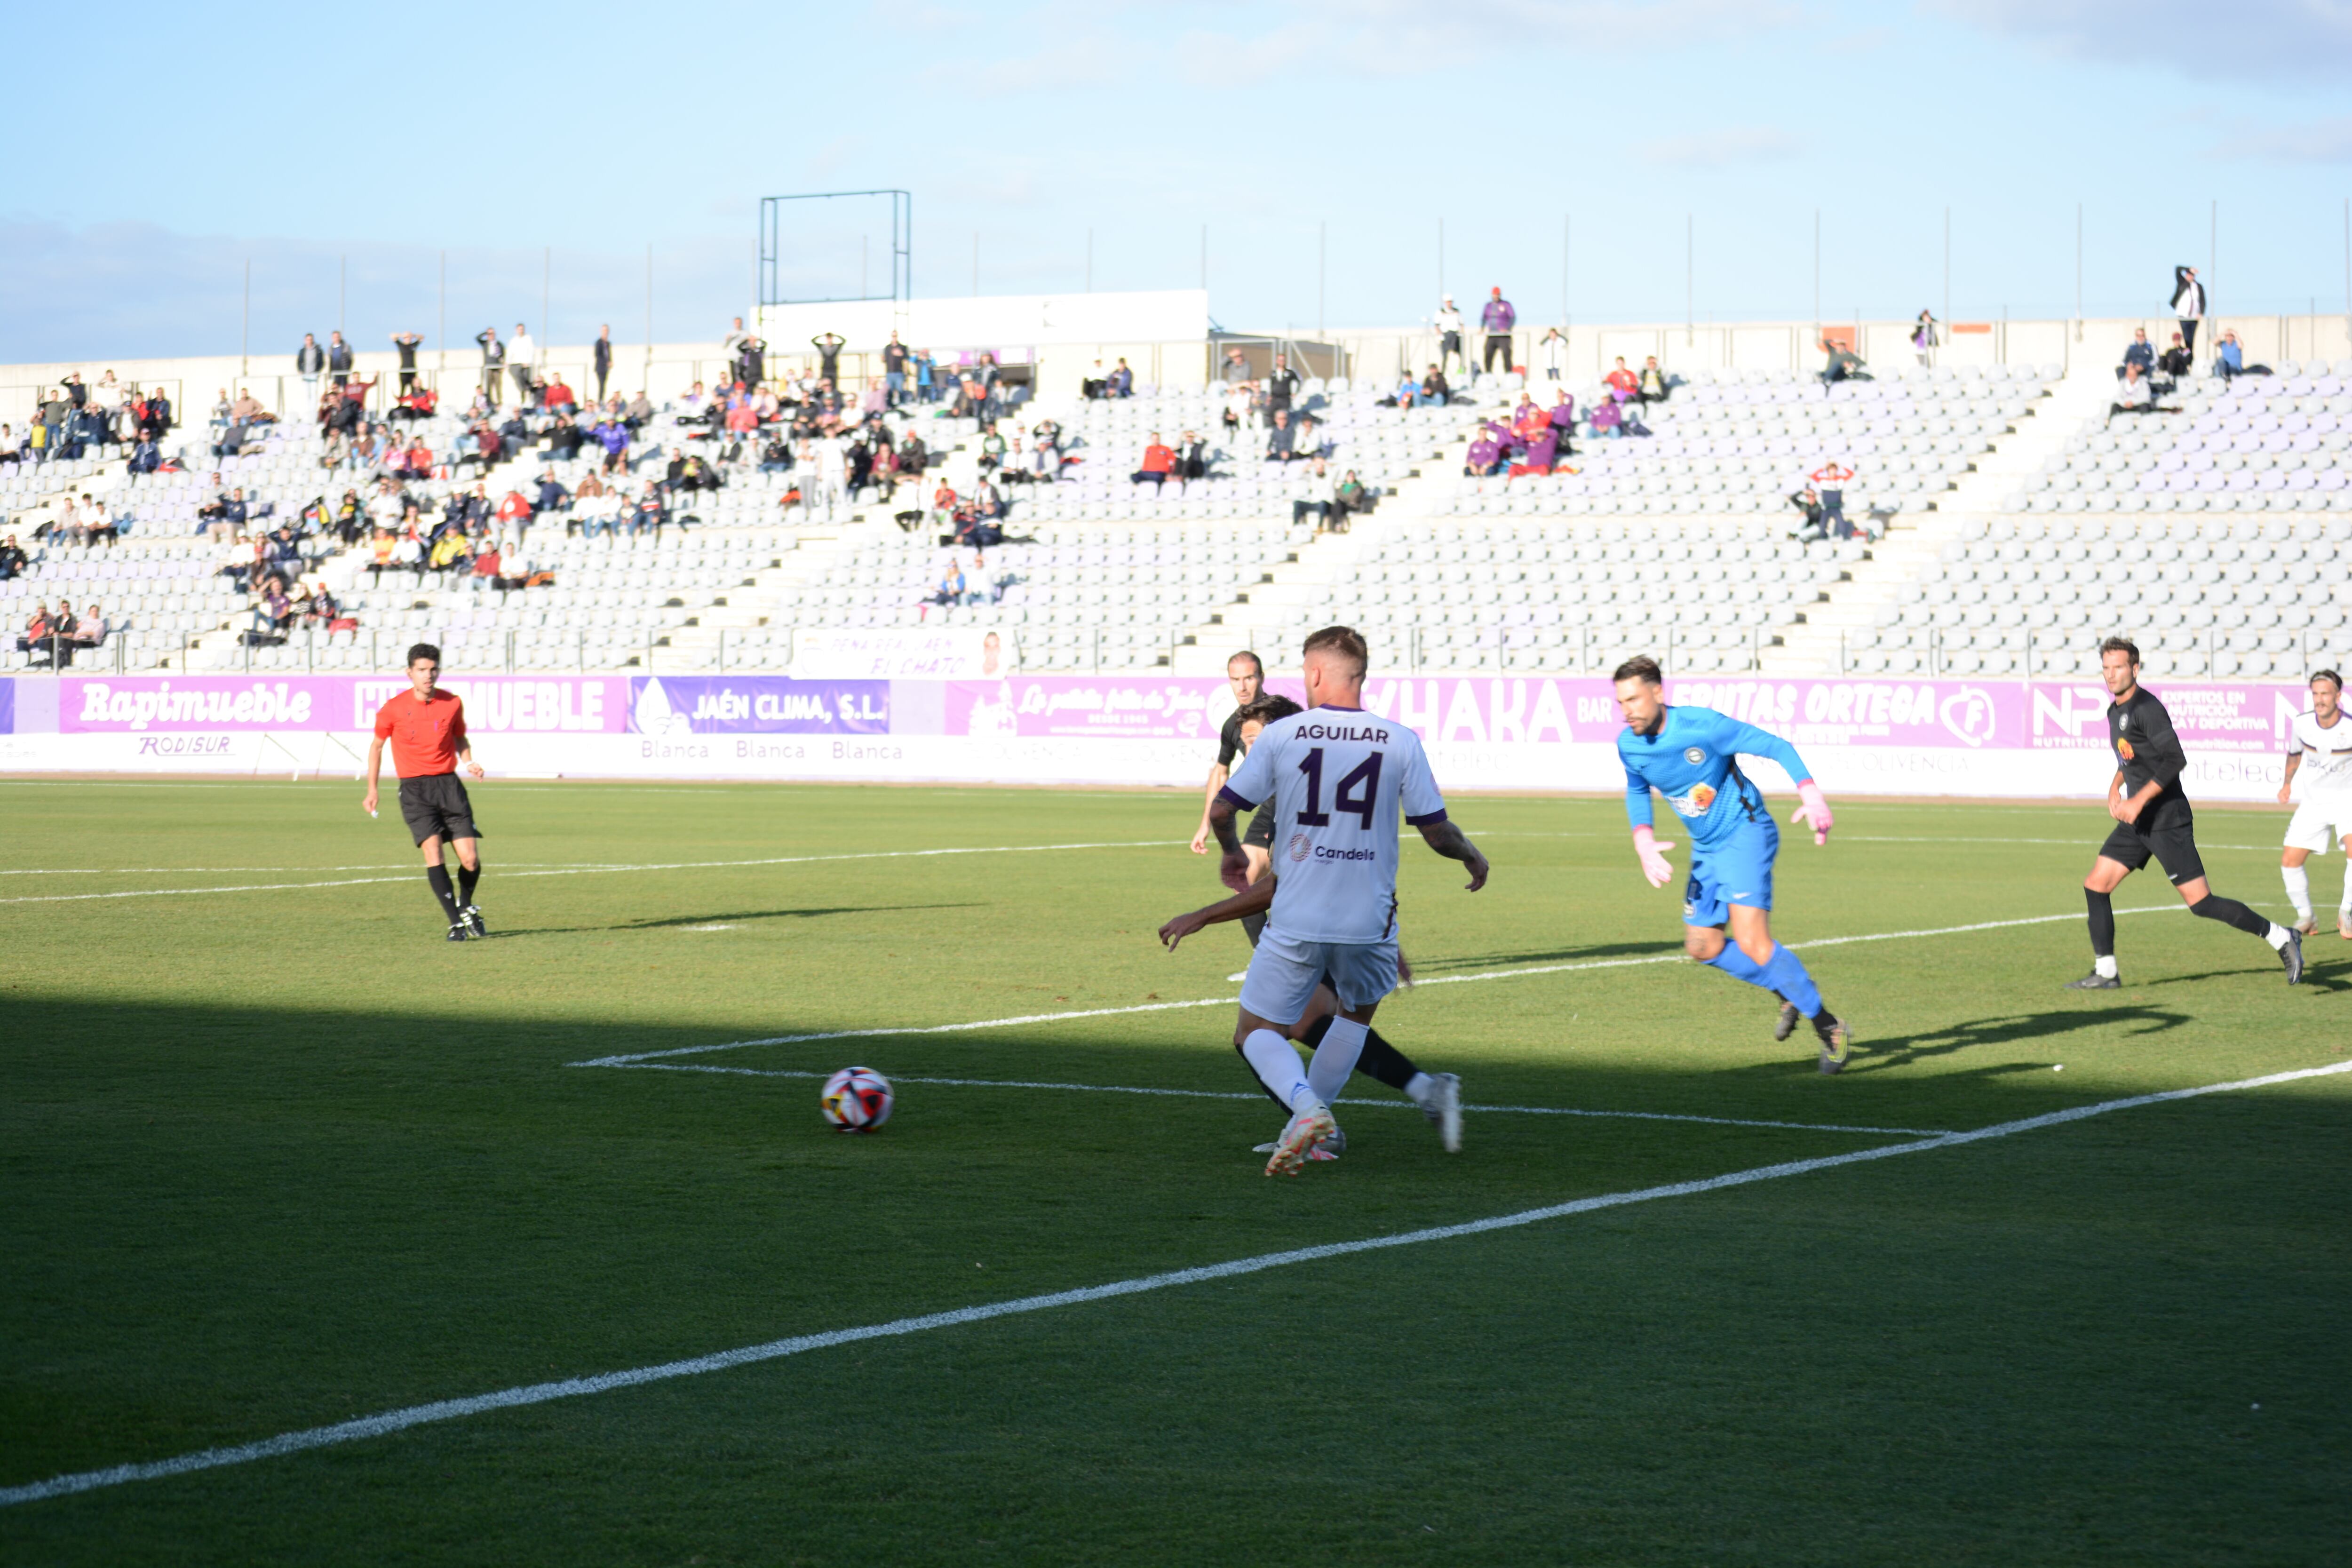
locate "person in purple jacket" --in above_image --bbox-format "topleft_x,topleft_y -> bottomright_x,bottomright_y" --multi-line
1480,286 -> 1517,375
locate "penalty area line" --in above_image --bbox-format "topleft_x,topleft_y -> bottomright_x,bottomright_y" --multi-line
577,903 -> 2190,1067
605,1061 -> 1952,1138
7,1058 -> 2345,1510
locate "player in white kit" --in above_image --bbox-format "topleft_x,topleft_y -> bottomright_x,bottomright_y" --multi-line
1199,626 -> 1490,1176
2279,669 -> 2352,939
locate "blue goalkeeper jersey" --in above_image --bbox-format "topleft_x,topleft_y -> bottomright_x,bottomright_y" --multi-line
1617,705 -> 1814,850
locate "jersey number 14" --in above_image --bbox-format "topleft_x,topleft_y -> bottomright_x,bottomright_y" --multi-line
1296,748 -> 1382,830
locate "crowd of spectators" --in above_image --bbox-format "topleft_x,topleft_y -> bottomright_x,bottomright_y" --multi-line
2,374 -> 175,466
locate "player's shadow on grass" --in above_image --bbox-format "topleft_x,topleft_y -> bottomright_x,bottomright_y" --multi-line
2138,954 -> 2352,995
1847,1006 -> 2190,1074
1409,939 -> 1679,975
494,902 -> 979,938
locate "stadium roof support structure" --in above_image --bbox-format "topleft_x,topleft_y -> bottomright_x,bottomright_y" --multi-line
759,191 -> 911,310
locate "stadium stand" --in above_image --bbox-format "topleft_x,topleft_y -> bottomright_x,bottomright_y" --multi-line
6,337 -> 2349,680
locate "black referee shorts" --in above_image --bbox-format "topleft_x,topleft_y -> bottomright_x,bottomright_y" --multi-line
2097,794 -> 2204,885
1243,802 -> 1277,852
398,772 -> 482,847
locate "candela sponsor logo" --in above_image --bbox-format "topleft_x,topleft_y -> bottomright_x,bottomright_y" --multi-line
80,681 -> 312,732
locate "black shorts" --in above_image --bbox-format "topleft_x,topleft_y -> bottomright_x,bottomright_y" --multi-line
1243,802 -> 1277,851
398,773 -> 482,847
2098,794 -> 2204,885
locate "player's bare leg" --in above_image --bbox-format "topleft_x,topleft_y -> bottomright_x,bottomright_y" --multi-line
1685,904 -> 1849,1073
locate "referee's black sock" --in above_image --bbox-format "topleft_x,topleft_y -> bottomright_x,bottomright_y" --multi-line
2189,893 -> 2288,947
1302,1015 -> 1421,1092
457,862 -> 480,906
2085,889 -> 2115,956
425,864 -> 462,923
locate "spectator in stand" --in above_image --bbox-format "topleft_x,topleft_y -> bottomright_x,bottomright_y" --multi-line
2119,327 -> 2155,379
534,470 -> 570,515
1264,354 -> 1300,420
1293,457 -> 1337,529
1547,388 -> 1578,456
1334,470 -> 1368,528
624,390 -> 653,430
1381,371 -> 1420,408
929,557 -> 966,608
2109,361 -> 2161,417
475,326 -> 505,406
1809,461 -> 1856,538
70,603 -> 107,662
912,349 -> 937,404
2156,331 -> 2194,389
392,331 -> 423,395
16,601 -> 55,661
1434,296 -> 1466,374
1819,336 -> 1870,385
1133,432 -> 1176,488
0,536 -> 25,580
326,331 -> 354,389
1605,357 -> 1639,402
1221,345 -> 1252,384
1480,286 -> 1517,374
1588,397 -> 1622,438
495,486 -> 532,536
296,333 -> 326,402
591,413 -> 630,473
1266,410 -> 1298,463
129,433 -> 161,474
1911,309 -> 1939,367
1538,326 -> 1568,382
507,322 -> 538,406
860,377 -> 888,419
467,536 -> 502,593
1420,364 -> 1450,406
811,331 -> 846,386
1786,486 -> 1828,542
586,324 -> 611,403
1638,356 -> 1674,404
738,330 -> 767,389
1177,429 -> 1207,484
2171,265 -> 2205,356
881,333 -> 909,406
2216,330 -> 2272,379
541,370 -> 577,414
1108,358 -> 1135,398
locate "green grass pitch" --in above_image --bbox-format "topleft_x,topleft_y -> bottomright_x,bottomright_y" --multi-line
2,777 -> 2347,1565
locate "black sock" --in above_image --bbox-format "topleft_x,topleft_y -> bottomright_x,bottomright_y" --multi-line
2189,894 -> 2271,939
457,862 -> 480,905
1240,910 -> 1265,947
1300,1016 -> 1422,1091
2086,889 -> 2115,957
425,864 -> 461,922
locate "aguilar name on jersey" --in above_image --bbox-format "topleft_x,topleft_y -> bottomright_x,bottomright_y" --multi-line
1616,706 -> 1813,846
2289,710 -> 2352,796
1220,706 -> 1448,943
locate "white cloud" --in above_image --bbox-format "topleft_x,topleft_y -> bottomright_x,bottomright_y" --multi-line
1643,125 -> 1804,167
2213,114 -> 2352,162
1930,0 -> 2352,83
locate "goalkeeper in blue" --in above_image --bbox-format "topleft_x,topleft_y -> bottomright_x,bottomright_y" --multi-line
1612,655 -> 1852,1074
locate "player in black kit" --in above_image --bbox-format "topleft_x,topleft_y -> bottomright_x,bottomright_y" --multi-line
2068,637 -> 2304,988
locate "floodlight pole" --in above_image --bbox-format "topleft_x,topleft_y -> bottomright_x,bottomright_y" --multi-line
240,258 -> 250,378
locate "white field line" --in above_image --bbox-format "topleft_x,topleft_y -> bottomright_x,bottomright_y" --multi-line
8,1058 -> 2344,1511
0,841 -> 1185,906
574,904 -> 2191,1069
1476,830 -> 2289,852
607,1061 -> 1952,1138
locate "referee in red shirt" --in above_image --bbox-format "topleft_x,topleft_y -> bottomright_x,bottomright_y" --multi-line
363,642 -> 489,941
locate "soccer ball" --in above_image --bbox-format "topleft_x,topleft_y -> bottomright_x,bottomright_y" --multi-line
820,1066 -> 894,1132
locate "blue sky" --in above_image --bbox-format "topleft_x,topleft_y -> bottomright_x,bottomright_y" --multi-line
4,0 -> 2349,363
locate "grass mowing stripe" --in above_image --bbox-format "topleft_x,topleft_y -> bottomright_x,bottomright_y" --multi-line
9,1058 -> 2343,1512
0,840 -> 1187,906
578,904 -> 2190,1068
606,1061 -> 1953,1137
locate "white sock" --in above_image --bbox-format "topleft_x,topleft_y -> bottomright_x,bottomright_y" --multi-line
1402,1071 -> 1434,1106
2264,922 -> 2291,950
1305,1017 -> 1368,1106
1240,1028 -> 1318,1115
2093,954 -> 2119,979
2341,869 -> 2352,918
2283,864 -> 2312,920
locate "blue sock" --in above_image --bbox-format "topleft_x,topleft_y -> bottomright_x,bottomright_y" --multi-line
1757,943 -> 1824,1018
1704,942 -> 1772,987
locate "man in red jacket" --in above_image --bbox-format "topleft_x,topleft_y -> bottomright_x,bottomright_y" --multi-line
1131,432 -> 1176,490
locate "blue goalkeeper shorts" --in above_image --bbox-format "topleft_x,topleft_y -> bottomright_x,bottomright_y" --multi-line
1683,815 -> 1779,927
